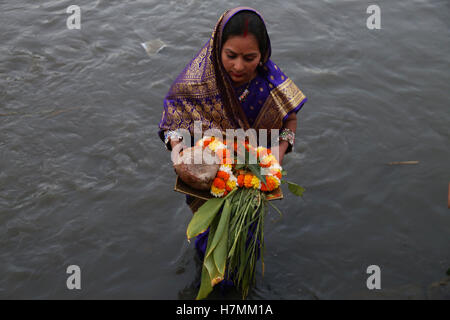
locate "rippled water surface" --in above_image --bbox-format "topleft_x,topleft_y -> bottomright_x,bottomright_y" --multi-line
1,0 -> 449,299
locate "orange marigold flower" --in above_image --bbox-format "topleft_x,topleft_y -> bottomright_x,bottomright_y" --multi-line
270,169 -> 282,180
217,171 -> 230,181
259,157 -> 272,168
237,174 -> 245,187
244,174 -> 254,188
260,182 -> 268,192
213,178 -> 226,190
265,176 -> 280,191
202,137 -> 215,148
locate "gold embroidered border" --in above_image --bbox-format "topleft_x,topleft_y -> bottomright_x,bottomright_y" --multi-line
253,78 -> 306,130
271,78 -> 306,115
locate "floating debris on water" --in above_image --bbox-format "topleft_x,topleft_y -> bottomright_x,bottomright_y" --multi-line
141,39 -> 166,57
387,161 -> 420,165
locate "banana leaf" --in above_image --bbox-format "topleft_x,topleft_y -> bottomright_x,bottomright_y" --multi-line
196,217 -> 218,300
205,199 -> 231,259
213,200 -> 231,276
196,199 -> 231,299
186,197 -> 225,240
202,218 -> 221,287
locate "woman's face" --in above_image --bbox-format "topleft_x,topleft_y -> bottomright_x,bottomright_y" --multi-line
221,34 -> 262,86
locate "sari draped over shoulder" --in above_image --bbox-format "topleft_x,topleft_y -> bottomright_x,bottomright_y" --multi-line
158,7 -> 307,144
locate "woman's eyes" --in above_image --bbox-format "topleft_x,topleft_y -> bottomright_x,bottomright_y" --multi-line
227,55 -> 255,62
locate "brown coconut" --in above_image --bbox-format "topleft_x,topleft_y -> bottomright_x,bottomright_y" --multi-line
173,145 -> 220,191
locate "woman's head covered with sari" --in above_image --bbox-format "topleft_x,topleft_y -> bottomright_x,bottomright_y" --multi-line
158,6 -> 307,142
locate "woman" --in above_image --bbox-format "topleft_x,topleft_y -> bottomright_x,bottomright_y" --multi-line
158,6 -> 307,286
159,6 -> 307,205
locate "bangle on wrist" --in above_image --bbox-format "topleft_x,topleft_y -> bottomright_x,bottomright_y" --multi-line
278,128 -> 295,153
164,130 -> 183,151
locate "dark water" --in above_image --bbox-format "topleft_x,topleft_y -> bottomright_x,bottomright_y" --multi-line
1,0 -> 449,299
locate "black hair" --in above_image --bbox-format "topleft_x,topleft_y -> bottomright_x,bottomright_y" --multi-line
221,10 -> 269,60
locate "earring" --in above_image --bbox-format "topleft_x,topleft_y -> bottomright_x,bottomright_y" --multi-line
259,61 -> 263,66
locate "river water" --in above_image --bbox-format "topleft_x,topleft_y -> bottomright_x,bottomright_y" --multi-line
1,0 -> 449,299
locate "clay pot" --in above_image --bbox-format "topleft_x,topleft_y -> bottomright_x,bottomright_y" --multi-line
173,146 -> 220,191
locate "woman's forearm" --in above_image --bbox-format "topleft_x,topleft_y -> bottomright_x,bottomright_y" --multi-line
283,111 -> 297,135
276,113 -> 297,164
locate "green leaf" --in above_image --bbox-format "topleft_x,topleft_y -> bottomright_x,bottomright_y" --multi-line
196,217 -> 218,300
446,268 -> 450,276
287,181 -> 305,197
196,262 -> 213,300
206,199 -> 231,260
213,200 -> 231,275
204,253 -> 221,288
186,197 -> 225,240
202,216 -> 226,291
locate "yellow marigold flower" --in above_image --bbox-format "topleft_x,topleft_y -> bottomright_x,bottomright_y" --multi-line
273,175 -> 281,186
208,140 -> 225,152
251,175 -> 261,189
226,179 -> 236,192
211,185 -> 225,197
256,146 -> 269,158
259,154 -> 277,168
267,154 -> 278,165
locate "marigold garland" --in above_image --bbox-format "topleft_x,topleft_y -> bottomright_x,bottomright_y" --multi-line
196,136 -> 284,197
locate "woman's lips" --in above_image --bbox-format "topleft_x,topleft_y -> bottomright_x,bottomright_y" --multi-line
231,72 -> 245,78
